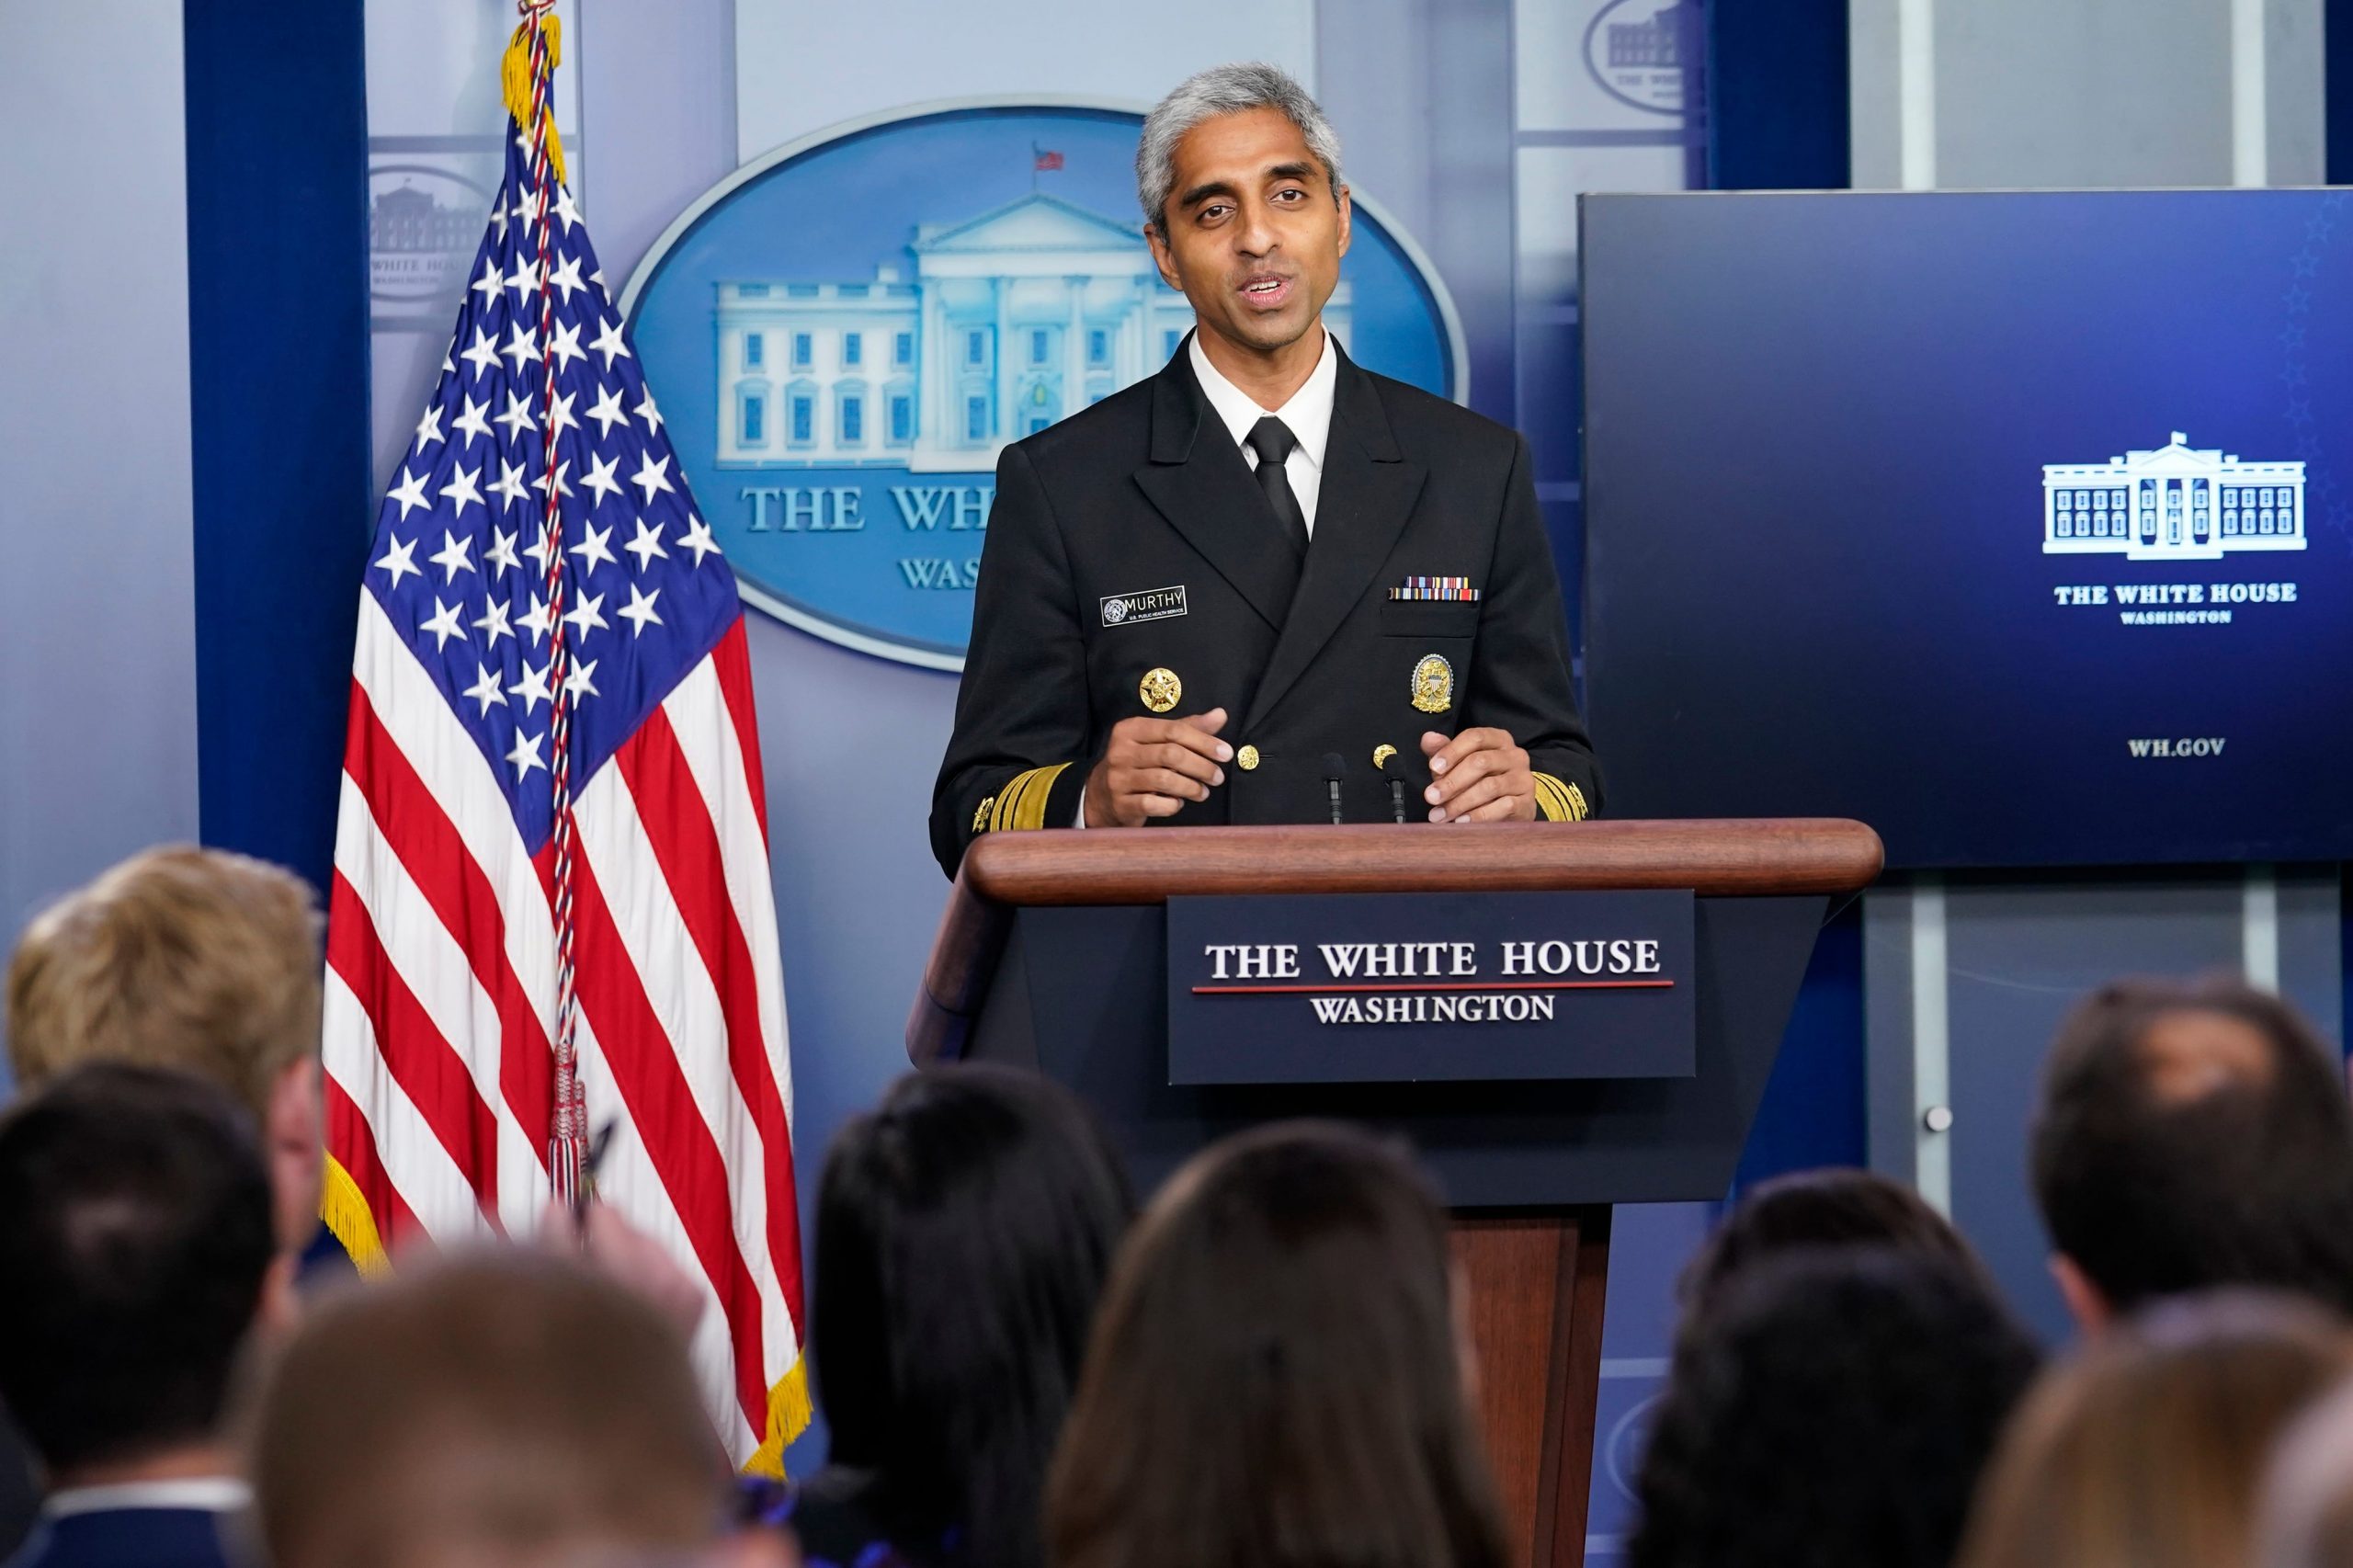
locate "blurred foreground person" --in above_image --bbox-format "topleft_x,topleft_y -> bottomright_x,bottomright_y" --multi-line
5,845 -> 701,1337
787,1066 -> 1132,1568
1631,1249 -> 2039,1568
1962,1292 -> 2351,1568
0,1064 -> 290,1568
251,1251 -> 782,1568
7,846 -> 325,1256
1047,1121 -> 1509,1568
2257,1373 -> 2353,1568
1676,1166 -> 1994,1341
2031,977 -> 2353,1332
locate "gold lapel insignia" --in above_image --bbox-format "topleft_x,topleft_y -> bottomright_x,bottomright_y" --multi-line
1411,653 -> 1453,714
1139,666 -> 1182,713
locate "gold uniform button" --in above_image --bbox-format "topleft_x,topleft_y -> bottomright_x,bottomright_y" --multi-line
1236,744 -> 1259,771
1139,667 -> 1181,713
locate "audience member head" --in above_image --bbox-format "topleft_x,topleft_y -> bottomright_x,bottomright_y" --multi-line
2030,976 -> 2353,1333
252,1251 -> 736,1568
1630,1248 -> 2039,1568
2257,1372 -> 2353,1568
7,846 -> 325,1251
813,1064 -> 1134,1568
1677,1166 -> 1991,1337
1048,1121 -> 1508,1568
0,1062 -> 286,1485
1962,1291 -> 2352,1568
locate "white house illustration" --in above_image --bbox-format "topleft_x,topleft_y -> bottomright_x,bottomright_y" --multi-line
2042,431 -> 2305,562
713,192 -> 1353,472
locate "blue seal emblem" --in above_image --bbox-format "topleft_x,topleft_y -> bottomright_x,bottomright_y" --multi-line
623,98 -> 1467,671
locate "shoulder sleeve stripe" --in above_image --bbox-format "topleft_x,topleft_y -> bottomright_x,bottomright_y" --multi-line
1532,773 -> 1588,823
1008,762 -> 1072,830
987,763 -> 1073,833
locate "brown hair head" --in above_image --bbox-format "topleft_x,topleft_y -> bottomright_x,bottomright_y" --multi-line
7,846 -> 322,1126
250,1251 -> 728,1568
1046,1120 -> 1508,1568
1960,1291 -> 2353,1568
2029,976 -> 2353,1316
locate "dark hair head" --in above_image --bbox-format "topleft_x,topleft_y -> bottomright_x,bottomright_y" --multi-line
1630,1247 -> 2041,1568
1678,1166 -> 1989,1335
813,1064 -> 1133,1568
2031,976 -> 2353,1316
1047,1121 -> 1510,1568
0,1062 -> 276,1472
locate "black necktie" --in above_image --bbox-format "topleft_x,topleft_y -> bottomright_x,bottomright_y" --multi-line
1246,416 -> 1307,554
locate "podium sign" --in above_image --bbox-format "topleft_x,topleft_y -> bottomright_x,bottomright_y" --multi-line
1165,889 -> 1696,1085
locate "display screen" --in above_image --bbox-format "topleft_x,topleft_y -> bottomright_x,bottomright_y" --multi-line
1581,189 -> 2353,869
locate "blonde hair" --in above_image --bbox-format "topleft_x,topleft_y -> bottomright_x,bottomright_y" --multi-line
7,846 -> 322,1125
1960,1292 -> 2353,1568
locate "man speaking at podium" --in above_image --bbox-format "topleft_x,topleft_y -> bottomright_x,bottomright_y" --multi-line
929,63 -> 1602,879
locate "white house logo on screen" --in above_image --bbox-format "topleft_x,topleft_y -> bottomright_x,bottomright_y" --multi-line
711,194 -> 1353,474
1582,0 -> 1703,116
2042,432 -> 2307,562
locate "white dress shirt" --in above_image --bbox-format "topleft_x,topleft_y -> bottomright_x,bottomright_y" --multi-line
1187,326 -> 1339,535
44,1477 -> 252,1517
1076,329 -> 1339,827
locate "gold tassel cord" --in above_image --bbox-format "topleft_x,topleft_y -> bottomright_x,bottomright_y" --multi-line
498,15 -> 567,188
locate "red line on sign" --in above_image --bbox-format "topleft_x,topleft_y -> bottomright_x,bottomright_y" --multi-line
1190,980 -> 1677,994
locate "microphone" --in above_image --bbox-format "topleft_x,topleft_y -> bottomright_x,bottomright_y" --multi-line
1321,752 -> 1347,825
1374,745 -> 1407,823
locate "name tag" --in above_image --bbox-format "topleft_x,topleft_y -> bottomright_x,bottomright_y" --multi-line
1101,585 -> 1188,627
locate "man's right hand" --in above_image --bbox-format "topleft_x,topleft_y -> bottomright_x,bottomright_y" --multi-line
1084,707 -> 1232,827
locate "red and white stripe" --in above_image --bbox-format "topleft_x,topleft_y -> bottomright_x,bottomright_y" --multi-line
325,587 -> 807,1466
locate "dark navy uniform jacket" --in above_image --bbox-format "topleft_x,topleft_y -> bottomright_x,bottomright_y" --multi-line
929,337 -> 1602,878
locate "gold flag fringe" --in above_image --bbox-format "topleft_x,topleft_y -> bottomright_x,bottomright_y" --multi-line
745,1356 -> 813,1479
319,1153 -> 391,1277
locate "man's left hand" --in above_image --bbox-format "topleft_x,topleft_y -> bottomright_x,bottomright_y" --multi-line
1420,728 -> 1537,823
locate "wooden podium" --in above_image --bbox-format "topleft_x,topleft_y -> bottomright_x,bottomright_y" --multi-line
908,820 -> 1881,1568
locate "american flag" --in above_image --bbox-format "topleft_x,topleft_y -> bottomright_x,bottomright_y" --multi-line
322,6 -> 807,1471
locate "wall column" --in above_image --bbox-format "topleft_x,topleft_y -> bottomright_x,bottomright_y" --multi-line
993,277 -> 1013,441
1063,274 -> 1088,416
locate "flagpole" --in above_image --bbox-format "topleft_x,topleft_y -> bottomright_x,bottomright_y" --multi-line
517,0 -> 588,1206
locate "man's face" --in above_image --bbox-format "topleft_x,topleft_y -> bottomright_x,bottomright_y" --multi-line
1146,106 -> 1351,358
269,1056 -> 325,1257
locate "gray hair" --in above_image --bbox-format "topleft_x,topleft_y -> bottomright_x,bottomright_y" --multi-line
1136,62 -> 1345,234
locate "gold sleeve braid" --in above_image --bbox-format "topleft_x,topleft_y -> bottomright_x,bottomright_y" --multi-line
1532,773 -> 1589,823
982,763 -> 1074,834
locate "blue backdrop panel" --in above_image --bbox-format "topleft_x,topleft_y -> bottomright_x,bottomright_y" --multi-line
1705,0 -> 1850,191
185,0 -> 374,892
